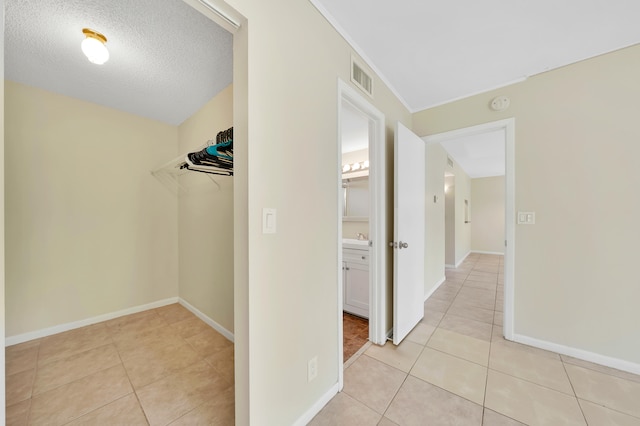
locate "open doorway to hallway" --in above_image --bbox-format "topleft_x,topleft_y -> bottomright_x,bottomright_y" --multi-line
424,118 -> 515,339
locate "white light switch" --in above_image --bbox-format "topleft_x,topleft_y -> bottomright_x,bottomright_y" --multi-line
263,208 -> 276,234
517,211 -> 535,225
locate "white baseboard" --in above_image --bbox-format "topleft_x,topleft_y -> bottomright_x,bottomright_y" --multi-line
5,297 -> 179,346
292,382 -> 340,426
513,333 -> 640,376
178,298 -> 234,342
424,276 -> 446,302
471,250 -> 505,255
455,251 -> 471,268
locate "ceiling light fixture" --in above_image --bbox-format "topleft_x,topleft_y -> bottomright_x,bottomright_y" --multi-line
81,28 -> 109,65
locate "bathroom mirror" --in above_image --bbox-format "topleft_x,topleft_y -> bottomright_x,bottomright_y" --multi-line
342,176 -> 369,221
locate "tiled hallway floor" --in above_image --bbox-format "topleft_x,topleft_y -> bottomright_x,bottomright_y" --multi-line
311,253 -> 640,425
5,303 -> 235,425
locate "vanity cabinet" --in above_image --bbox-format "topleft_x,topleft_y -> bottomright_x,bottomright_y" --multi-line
343,246 -> 369,318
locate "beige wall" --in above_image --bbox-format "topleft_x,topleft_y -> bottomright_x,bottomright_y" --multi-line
414,43 -> 640,366
445,175 -> 455,265
471,176 -> 505,254
178,84 -> 234,333
1,4 -> 6,417
424,144 -> 446,294
218,0 -> 412,422
424,144 -> 471,295
455,167 -> 471,264
343,219 -> 369,239
4,81 -> 179,337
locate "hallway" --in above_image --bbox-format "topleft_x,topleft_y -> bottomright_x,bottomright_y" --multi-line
311,253 -> 640,425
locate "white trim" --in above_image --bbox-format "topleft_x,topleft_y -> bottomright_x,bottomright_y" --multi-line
307,1 -> 529,114
182,0 -> 242,33
424,276 -> 446,302
5,297 -> 179,346
455,250 -> 471,268
411,77 -> 528,113
471,250 -> 505,256
310,0 -> 411,110
179,298 -> 234,342
422,118 -> 516,341
513,333 -> 640,376
504,119 -> 516,340
292,383 -> 340,426
444,264 -> 456,268
337,79 -> 387,394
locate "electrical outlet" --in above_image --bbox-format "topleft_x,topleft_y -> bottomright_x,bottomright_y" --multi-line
307,356 -> 318,382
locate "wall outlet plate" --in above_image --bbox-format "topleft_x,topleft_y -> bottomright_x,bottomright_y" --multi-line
262,208 -> 276,234
307,356 -> 318,382
517,211 -> 535,224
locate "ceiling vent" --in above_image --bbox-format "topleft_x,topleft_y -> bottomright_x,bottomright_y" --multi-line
447,157 -> 454,168
351,57 -> 373,98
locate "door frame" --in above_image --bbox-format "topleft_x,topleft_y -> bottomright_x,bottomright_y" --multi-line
337,79 -> 386,388
423,118 -> 515,340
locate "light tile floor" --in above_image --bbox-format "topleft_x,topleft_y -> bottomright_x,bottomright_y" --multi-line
311,253 -> 640,426
5,303 -> 235,426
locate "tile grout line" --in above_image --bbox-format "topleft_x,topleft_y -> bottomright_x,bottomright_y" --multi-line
560,358 -> 588,425
114,338 -> 152,426
24,340 -> 43,425
481,265 -> 499,426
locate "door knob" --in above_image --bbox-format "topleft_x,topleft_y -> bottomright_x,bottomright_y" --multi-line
399,241 -> 409,249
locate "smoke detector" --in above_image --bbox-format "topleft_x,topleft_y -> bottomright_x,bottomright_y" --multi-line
490,96 -> 510,111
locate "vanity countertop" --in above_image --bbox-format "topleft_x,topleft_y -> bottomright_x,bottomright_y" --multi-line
343,238 -> 369,250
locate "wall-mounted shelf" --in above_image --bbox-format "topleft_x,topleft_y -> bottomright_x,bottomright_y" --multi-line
152,128 -> 234,195
151,152 -> 194,195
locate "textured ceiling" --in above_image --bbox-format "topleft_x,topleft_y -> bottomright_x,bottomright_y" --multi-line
5,0 -> 233,126
311,0 -> 640,112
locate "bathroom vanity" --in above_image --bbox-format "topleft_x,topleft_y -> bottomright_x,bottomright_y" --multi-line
342,239 -> 369,318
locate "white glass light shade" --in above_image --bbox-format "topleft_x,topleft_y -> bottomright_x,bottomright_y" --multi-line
342,164 -> 351,173
363,160 -> 370,169
81,35 -> 109,65
351,162 -> 361,171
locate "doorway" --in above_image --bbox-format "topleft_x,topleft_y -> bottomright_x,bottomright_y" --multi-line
341,99 -> 371,362
337,80 -> 386,388
423,118 -> 515,340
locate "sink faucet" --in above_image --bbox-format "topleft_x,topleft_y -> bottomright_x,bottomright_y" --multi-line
356,233 -> 368,241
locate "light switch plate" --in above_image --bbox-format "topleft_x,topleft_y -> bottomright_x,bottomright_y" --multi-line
263,208 -> 276,233
517,211 -> 535,225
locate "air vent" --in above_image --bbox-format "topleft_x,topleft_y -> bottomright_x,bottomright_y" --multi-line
447,157 -> 454,168
351,57 -> 373,98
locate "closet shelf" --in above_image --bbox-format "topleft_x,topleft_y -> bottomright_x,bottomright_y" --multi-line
152,127 -> 234,195
151,151 -> 196,195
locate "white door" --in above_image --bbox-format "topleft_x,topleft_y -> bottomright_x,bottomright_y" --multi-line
393,122 -> 426,345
